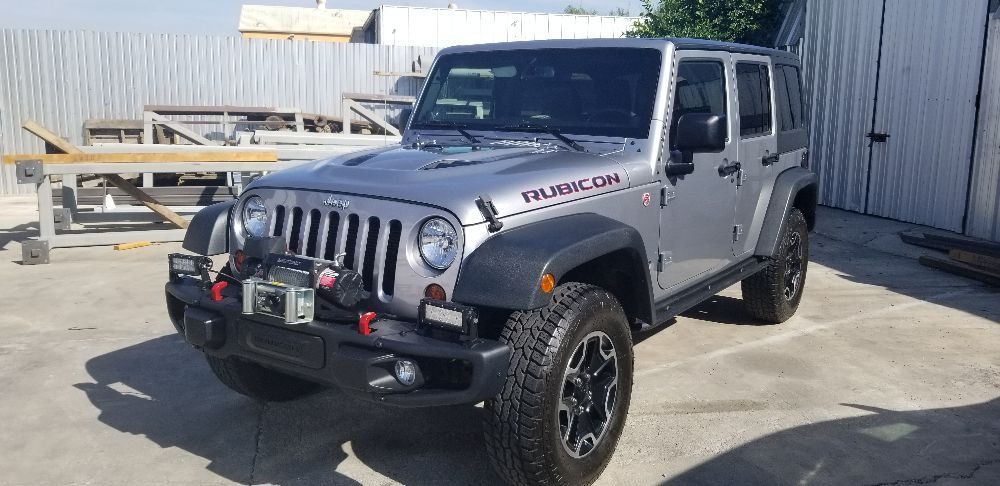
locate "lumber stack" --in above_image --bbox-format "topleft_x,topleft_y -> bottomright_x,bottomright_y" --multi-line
900,232 -> 1000,286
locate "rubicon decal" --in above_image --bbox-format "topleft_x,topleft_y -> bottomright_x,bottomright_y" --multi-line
521,173 -> 622,203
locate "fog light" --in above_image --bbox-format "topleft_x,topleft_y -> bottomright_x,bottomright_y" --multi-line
394,360 -> 417,386
169,253 -> 212,280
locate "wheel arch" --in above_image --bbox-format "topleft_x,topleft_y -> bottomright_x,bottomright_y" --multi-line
452,213 -> 654,326
182,200 -> 235,256
754,167 -> 818,259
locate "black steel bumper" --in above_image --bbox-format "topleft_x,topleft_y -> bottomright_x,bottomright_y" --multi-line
165,277 -> 510,407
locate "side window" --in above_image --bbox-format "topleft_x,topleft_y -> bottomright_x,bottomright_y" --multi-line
670,60 -> 727,148
778,65 -> 805,131
736,63 -> 772,137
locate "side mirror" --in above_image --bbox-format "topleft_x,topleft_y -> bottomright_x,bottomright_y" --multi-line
399,108 -> 413,129
674,114 -> 727,152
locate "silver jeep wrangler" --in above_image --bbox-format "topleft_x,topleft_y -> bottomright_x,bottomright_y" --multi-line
166,38 -> 816,485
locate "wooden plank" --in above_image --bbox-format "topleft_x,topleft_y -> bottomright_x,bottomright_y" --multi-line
4,151 -> 278,164
22,120 -> 84,154
104,174 -> 189,229
343,92 -> 416,104
54,186 -> 238,207
923,233 -> 1000,258
19,121 -> 191,229
147,113 -> 220,146
919,255 -> 1000,286
344,99 -> 401,136
899,233 -> 951,252
949,249 -> 1000,272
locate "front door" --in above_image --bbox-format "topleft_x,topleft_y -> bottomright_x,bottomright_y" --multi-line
657,51 -> 740,290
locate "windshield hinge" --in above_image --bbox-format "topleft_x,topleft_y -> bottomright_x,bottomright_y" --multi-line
476,195 -> 504,233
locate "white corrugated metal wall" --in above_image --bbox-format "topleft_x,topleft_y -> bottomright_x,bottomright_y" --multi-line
802,0 -> 991,234
865,0 -> 987,231
374,6 -> 638,48
967,7 -> 1000,241
801,0 -> 883,213
0,29 -> 438,195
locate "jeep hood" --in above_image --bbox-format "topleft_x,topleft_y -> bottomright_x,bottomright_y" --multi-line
248,143 -> 630,226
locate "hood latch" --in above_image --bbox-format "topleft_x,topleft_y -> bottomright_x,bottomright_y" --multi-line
475,195 -> 504,233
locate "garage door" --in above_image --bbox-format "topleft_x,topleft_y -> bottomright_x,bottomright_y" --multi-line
805,0 -> 989,231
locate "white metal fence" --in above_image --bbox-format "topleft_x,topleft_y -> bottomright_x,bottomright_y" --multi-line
0,29 -> 438,195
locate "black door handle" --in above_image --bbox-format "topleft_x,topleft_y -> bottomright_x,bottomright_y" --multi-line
762,153 -> 779,166
718,161 -> 741,177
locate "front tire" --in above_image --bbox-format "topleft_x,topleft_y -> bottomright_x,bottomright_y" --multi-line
485,283 -> 633,486
741,208 -> 809,323
206,355 -> 321,402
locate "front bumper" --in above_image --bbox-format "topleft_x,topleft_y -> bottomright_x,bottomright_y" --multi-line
165,277 -> 510,407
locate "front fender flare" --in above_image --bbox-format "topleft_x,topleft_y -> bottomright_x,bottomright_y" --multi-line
182,200 -> 235,256
452,213 -> 652,320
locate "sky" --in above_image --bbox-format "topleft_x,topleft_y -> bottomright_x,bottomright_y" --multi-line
0,0 -> 637,35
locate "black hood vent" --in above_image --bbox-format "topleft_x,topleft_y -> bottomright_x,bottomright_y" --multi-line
419,159 -> 490,170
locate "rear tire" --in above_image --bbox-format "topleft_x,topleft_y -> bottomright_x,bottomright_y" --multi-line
741,208 -> 809,323
206,355 -> 321,402
484,283 -> 633,486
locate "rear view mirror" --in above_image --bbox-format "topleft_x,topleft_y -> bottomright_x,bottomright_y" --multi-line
674,114 -> 727,152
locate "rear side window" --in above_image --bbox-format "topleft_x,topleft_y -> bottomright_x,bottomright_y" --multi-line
775,65 -> 805,132
670,60 -> 727,148
736,63 -> 772,138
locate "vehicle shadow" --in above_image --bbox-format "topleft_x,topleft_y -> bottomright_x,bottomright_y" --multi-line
75,334 -> 503,485
664,398 -> 1000,485
680,295 -> 761,326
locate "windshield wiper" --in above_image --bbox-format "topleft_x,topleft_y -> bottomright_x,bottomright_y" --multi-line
414,120 -> 481,145
496,124 -> 586,152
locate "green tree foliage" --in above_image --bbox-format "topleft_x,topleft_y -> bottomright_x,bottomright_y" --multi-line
628,0 -> 783,46
608,7 -> 631,16
564,5 -> 599,15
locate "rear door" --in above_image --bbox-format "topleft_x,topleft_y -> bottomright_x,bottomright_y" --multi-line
657,51 -> 740,290
731,55 -> 779,257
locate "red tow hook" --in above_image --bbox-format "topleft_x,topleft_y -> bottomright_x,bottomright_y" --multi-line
358,312 -> 377,336
210,281 -> 229,302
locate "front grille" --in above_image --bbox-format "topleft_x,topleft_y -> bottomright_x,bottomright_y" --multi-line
270,204 -> 402,298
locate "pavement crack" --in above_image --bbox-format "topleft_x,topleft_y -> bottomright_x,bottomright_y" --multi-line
248,401 -> 268,485
864,458 -> 1000,485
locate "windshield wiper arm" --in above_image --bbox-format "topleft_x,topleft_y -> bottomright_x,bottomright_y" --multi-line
496,124 -> 586,152
415,120 -> 481,144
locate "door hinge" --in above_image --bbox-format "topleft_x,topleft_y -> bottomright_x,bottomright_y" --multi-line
736,168 -> 747,187
660,187 -> 677,207
733,224 -> 744,242
657,252 -> 672,272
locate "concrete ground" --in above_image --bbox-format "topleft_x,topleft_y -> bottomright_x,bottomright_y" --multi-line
0,195 -> 998,486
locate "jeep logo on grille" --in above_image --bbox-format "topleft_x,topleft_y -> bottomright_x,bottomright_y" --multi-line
323,196 -> 351,210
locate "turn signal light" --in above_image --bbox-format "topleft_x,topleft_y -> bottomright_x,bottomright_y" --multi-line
424,283 -> 447,301
540,273 -> 556,293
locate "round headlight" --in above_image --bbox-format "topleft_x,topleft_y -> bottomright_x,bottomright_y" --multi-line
418,217 -> 459,270
241,196 -> 268,238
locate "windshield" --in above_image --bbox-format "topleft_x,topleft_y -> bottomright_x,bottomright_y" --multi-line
412,48 -> 663,139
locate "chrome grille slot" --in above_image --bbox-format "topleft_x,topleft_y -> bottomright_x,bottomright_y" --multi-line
344,214 -> 360,270
323,211 -> 340,260
361,217 -> 381,292
305,209 -> 321,257
288,207 -> 304,253
382,220 -> 402,297
272,205 -> 286,236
